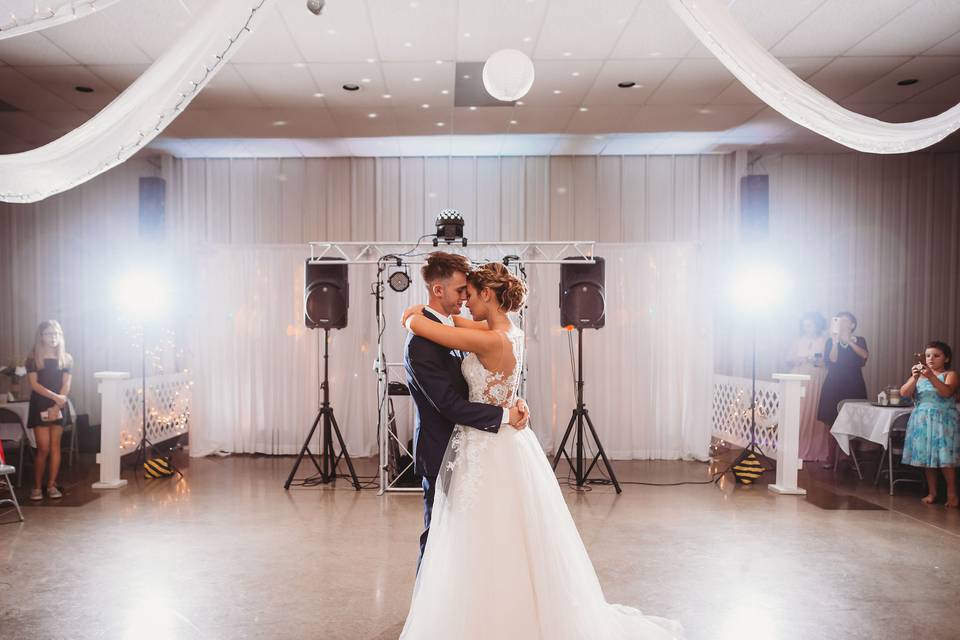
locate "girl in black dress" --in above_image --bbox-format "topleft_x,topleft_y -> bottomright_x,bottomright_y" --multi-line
25,320 -> 73,501
817,311 -> 869,468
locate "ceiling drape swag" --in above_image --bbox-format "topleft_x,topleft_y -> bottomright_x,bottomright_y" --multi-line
0,0 -> 125,40
0,0 -> 276,203
670,0 -> 960,154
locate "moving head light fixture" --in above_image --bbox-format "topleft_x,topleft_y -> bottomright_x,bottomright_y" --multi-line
433,209 -> 467,247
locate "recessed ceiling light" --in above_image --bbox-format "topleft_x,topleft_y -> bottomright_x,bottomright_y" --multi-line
436,121 -> 445,127
361,78 -> 372,83
516,100 -> 524,106
562,52 -> 572,57
327,29 -> 336,35
464,32 -> 472,38
74,85 -> 94,93
509,119 -> 518,124
469,106 -> 477,111
404,41 -> 413,47
697,108 -> 713,114
553,89 -> 562,94
649,51 -> 662,57
313,92 -> 325,98
571,71 -> 580,77
412,76 -> 422,82
617,81 -> 636,89
435,59 -> 443,65
897,78 -> 919,86
463,74 -> 470,79
441,89 -> 450,95
593,135 -> 603,140
366,58 -> 376,63
368,113 -> 378,118
342,83 -> 361,91
409,1 -> 419,6
523,36 -> 532,42
421,103 -> 430,109
272,120 -> 287,126
383,93 -> 392,98
579,107 -> 588,112
293,62 -> 306,68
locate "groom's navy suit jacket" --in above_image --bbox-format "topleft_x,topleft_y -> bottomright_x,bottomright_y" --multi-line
404,310 -> 503,479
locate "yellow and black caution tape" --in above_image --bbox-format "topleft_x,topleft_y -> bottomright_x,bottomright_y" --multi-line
144,457 -> 174,479
732,452 -> 765,485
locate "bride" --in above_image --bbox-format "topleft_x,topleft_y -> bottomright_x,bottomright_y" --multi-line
399,262 -> 683,639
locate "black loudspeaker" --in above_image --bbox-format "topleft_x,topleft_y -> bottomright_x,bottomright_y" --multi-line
304,258 -> 349,329
740,175 -> 769,242
559,256 -> 605,329
139,177 -> 165,240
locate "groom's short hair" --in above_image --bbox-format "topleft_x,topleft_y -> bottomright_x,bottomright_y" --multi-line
422,251 -> 471,284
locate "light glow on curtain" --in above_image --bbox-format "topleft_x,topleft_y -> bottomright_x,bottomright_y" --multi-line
185,243 -> 714,461
669,0 -> 960,154
0,0 -> 275,203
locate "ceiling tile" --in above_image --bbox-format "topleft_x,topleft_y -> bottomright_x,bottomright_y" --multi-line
0,111 -> 57,144
0,33 -> 76,66
501,106 -> 574,133
228,5 -> 306,64
367,0 -> 457,62
328,106 -> 400,137
308,62 -> 390,107
582,59 -> 677,106
39,10 -> 151,65
233,64 -> 321,108
628,105 -> 697,131
381,61 -> 455,106
446,106 -> 516,135
847,0 -> 960,56
805,56 -> 912,101
87,64 -> 150,92
772,0 -> 917,58
0,67 -> 76,111
16,65 -> 118,110
926,30 -> 960,55
876,101 -> 954,122
844,56 -> 960,104
908,72 -> 960,104
277,0 -> 379,63
517,60 -> 603,107
611,0 -> 697,59
646,58 -> 734,105
101,0 -> 191,60
534,0 -> 638,60
565,106 -> 641,134
182,64 -> 264,110
456,0 -> 547,61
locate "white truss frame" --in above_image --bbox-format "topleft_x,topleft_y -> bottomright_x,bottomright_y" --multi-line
306,240 -> 596,494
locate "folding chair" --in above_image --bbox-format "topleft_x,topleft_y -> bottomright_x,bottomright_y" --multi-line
874,413 -> 924,495
0,463 -> 24,522
0,407 -> 32,487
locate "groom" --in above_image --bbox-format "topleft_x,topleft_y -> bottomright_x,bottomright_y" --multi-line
404,251 -> 529,569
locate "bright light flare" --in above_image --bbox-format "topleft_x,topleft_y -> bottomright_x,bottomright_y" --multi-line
114,268 -> 171,318
730,262 -> 788,312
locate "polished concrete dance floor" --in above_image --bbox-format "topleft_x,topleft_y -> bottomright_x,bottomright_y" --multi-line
2,451 -> 959,640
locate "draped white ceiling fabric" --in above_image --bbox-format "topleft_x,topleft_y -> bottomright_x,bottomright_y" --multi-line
0,0 -> 275,204
669,0 -> 960,154
0,0 -> 125,40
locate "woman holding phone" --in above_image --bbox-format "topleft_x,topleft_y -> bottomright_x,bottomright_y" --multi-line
816,311 -> 869,468
25,320 -> 73,501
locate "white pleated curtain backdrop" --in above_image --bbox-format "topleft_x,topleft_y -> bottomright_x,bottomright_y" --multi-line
185,242 -> 713,461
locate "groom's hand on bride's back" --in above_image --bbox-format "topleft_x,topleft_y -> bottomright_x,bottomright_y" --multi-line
508,398 -> 530,430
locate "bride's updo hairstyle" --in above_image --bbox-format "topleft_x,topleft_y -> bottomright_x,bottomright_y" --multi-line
467,262 -> 528,313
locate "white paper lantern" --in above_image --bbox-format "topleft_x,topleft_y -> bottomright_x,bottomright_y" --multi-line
482,49 -> 535,102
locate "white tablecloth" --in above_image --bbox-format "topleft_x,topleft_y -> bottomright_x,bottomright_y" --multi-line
0,399 -> 77,449
830,401 -> 913,455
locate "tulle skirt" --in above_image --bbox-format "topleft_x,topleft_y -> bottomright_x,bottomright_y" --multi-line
400,424 -> 684,639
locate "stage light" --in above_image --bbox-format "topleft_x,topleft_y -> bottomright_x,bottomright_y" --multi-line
730,262 -> 787,312
388,268 -> 411,292
433,209 -> 467,246
114,268 -> 171,319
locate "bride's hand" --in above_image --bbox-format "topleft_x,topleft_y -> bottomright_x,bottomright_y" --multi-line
401,304 -> 425,329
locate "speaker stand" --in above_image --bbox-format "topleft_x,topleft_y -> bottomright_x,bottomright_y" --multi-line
284,329 -> 360,490
551,328 -> 621,493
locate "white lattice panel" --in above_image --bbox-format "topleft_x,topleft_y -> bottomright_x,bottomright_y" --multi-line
118,372 -> 192,452
712,374 -> 781,453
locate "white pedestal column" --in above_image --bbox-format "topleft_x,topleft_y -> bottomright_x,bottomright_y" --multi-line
92,371 -> 130,490
769,373 -> 809,496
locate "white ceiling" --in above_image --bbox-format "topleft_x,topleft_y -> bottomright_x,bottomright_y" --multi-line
0,0 -> 959,156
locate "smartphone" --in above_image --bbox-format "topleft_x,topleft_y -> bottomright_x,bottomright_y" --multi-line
830,316 -> 841,335
914,352 -> 925,366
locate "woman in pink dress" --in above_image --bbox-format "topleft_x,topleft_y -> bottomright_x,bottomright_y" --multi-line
787,312 -> 830,462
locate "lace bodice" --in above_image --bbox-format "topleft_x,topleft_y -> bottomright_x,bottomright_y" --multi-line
461,325 -> 524,408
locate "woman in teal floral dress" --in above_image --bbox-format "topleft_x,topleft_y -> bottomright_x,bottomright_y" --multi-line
899,341 -> 959,507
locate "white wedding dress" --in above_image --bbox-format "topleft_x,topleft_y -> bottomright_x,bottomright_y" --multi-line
401,324 -> 684,639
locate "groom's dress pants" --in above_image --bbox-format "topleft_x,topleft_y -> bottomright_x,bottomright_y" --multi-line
418,474 -> 437,572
